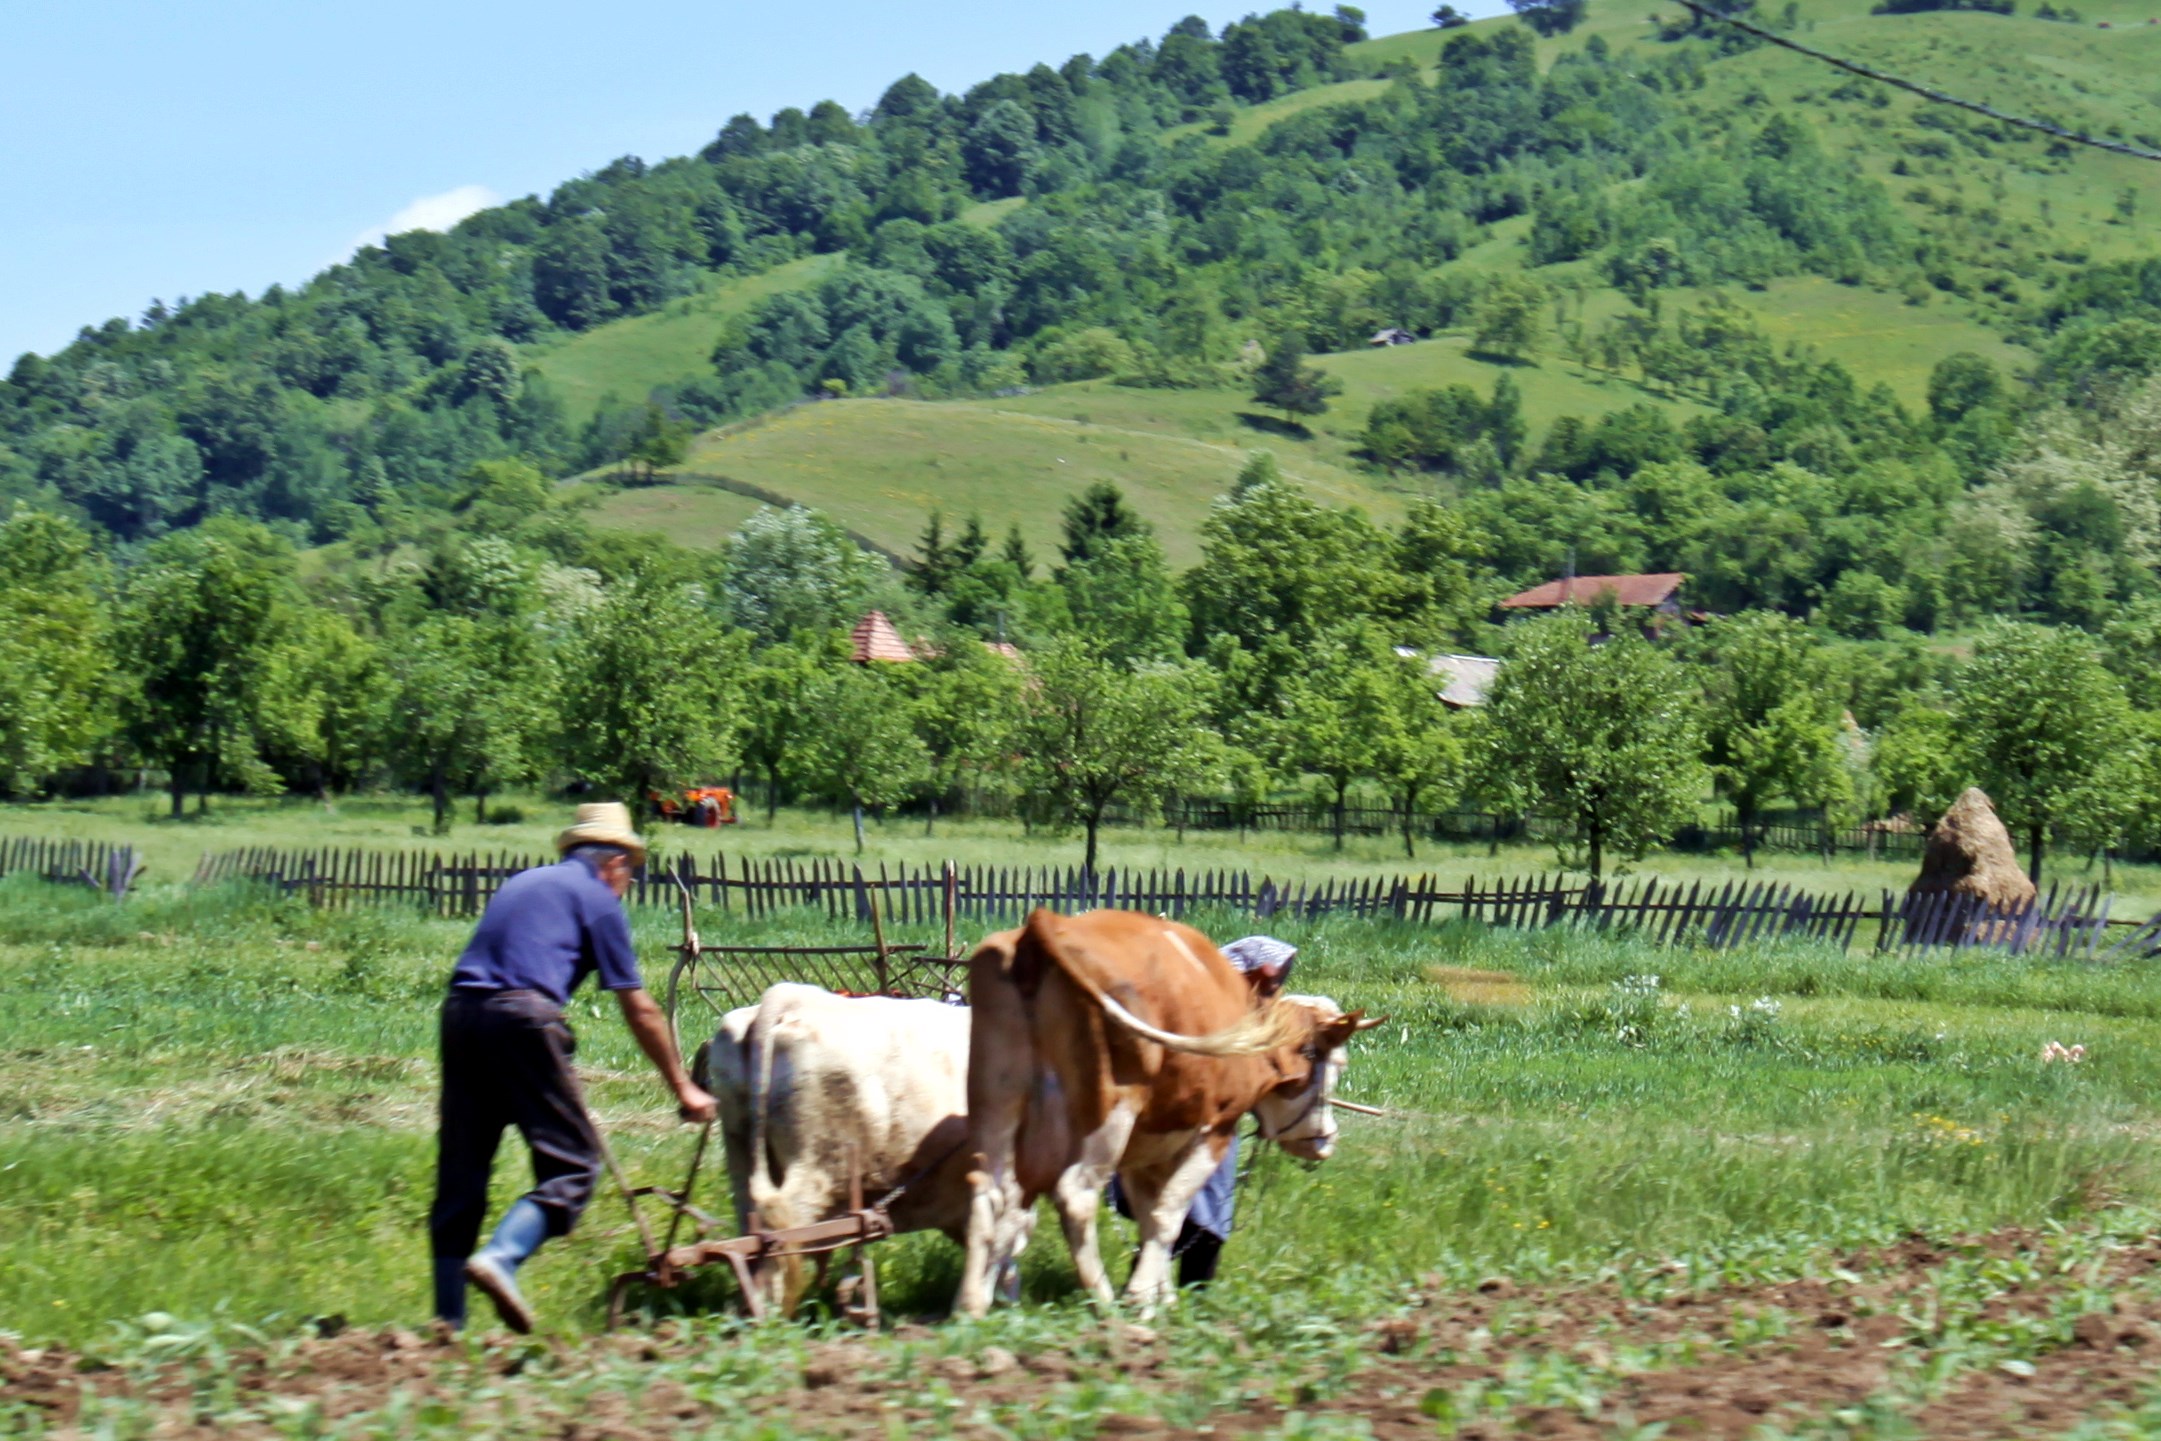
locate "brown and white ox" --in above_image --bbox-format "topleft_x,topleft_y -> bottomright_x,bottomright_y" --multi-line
957,908 -> 1378,1317
698,983 -> 1031,1315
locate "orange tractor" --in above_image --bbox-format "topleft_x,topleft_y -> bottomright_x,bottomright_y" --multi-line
650,786 -> 739,828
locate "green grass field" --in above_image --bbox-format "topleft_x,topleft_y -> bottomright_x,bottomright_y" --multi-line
8,857 -> 2161,1435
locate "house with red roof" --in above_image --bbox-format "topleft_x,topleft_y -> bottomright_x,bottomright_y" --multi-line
1498,572 -> 1688,614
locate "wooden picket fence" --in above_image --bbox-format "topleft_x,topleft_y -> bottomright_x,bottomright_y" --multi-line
190,845 -> 2153,959
0,838 -> 142,898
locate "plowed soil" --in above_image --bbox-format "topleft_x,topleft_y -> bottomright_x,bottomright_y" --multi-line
8,1230 -> 2161,1439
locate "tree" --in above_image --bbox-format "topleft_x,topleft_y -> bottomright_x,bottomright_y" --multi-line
1274,628 -> 1396,850
1871,706 -> 1962,823
1058,533 -> 1188,664
1432,4 -> 1474,24
790,665 -> 930,853
1509,0 -> 1588,35
1950,620 -> 2130,885
1250,332 -> 1342,428
0,511 -> 115,797
1058,482 -> 1146,567
962,100 -> 1039,198
116,518 -> 295,816
621,402 -> 691,484
912,510 -> 956,596
1695,613 -> 1846,866
908,642 -> 1024,834
1375,652 -> 1469,859
1015,640 -> 1222,875
1471,275 -> 1548,362
256,606 -> 383,801
1478,613 -> 1708,880
559,576 -> 744,807
737,640 -> 828,822
1183,456 -> 1394,654
722,505 -> 887,644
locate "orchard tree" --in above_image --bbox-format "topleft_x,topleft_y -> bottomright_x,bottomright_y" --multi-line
1015,640 -> 1222,875
1695,613 -> 1846,866
0,510 -> 115,797
1275,627 -> 1398,850
907,640 -> 1024,834
560,576 -> 744,808
1250,332 -> 1342,428
257,607 -> 384,800
737,639 -> 830,822
1951,620 -> 2131,885
116,517 -> 296,815
1478,612 -> 1708,880
1375,651 -> 1469,859
790,665 -> 930,853
1871,705 -> 1963,822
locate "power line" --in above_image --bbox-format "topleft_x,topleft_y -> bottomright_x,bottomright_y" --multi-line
1668,0 -> 2161,163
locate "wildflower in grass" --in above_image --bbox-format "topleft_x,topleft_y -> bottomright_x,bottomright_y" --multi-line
2040,1041 -> 2087,1064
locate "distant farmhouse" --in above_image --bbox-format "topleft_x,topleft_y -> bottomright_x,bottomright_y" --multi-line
1497,572 -> 1702,638
1498,572 -> 1688,616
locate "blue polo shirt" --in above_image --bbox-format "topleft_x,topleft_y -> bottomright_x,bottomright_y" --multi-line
448,857 -> 643,1006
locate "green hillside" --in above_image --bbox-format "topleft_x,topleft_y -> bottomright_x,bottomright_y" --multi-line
10,0 -> 2161,613
552,0 -> 2161,556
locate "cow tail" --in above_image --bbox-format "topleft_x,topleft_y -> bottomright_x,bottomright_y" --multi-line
745,1002 -> 790,1230
741,999 -> 803,1313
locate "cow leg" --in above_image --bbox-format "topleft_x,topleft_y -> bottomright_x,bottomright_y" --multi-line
960,940 -> 1036,1321
960,1085 -> 1027,1318
1050,1105 -> 1137,1309
1122,1138 -> 1225,1311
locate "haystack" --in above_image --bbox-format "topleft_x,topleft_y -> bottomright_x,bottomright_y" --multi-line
1908,787 -> 2034,911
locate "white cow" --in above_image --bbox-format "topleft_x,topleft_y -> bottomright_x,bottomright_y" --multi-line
696,982 -> 1028,1315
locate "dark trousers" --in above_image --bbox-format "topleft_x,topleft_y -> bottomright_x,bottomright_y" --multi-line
428,989 -> 602,1260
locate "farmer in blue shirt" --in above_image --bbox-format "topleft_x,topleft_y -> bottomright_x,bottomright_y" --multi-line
429,802 -> 717,1333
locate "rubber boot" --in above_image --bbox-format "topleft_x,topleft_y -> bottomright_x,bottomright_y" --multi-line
464,1197 -> 549,1333
432,1255 -> 469,1329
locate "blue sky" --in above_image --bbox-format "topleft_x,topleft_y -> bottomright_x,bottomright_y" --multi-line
1,0 -> 1507,364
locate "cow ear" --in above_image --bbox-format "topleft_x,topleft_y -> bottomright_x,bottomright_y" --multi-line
1353,1013 -> 1388,1031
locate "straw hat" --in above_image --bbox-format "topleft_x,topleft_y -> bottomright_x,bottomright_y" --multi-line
556,802 -> 647,865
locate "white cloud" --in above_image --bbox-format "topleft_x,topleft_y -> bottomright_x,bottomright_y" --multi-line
347,183 -> 500,256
